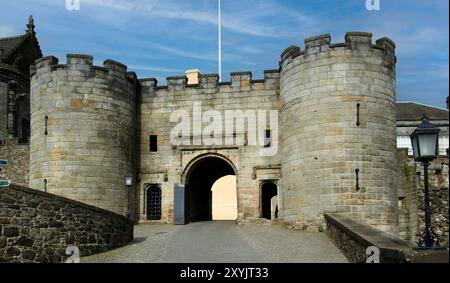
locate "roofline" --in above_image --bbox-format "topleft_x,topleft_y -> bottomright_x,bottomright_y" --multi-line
397,101 -> 449,112
0,34 -> 27,42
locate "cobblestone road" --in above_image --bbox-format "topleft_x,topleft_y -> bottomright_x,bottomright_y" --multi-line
83,221 -> 348,263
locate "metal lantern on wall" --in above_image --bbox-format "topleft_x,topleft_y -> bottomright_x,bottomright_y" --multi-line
124,171 -> 133,219
124,172 -> 133,187
410,116 -> 440,162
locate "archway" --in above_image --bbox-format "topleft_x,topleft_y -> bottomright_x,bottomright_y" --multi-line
184,155 -> 237,222
261,182 -> 278,220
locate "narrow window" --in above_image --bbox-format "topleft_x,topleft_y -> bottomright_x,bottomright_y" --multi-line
149,135 -> 158,152
264,130 -> 272,148
45,116 -> 48,136
356,103 -> 361,127
355,169 -> 360,192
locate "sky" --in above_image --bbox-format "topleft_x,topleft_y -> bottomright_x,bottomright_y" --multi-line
0,0 -> 448,108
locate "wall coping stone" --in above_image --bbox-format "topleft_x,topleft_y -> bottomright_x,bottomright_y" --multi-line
325,214 -> 449,263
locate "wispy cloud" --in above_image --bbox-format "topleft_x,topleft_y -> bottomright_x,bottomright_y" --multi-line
0,25 -> 16,37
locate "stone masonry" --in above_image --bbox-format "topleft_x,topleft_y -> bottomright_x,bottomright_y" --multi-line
28,32 -> 402,235
0,184 -> 133,263
0,138 -> 29,186
280,33 -> 397,234
29,55 -> 138,215
397,150 -> 449,246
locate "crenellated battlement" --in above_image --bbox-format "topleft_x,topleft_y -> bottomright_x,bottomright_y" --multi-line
31,54 -> 135,83
280,32 -> 396,70
139,69 -> 280,93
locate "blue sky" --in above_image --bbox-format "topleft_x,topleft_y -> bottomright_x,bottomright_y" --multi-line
0,0 -> 448,108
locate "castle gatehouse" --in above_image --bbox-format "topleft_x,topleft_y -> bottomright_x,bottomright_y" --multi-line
28,32 -> 399,233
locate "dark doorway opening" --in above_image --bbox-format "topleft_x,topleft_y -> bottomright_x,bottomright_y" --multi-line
261,182 -> 278,220
146,185 -> 162,220
20,118 -> 30,144
185,156 -> 236,222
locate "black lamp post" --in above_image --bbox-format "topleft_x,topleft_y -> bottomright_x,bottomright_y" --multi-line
124,172 -> 133,219
410,116 -> 440,249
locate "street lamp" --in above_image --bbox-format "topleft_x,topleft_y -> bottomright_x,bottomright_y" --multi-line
410,116 -> 440,249
124,172 -> 133,219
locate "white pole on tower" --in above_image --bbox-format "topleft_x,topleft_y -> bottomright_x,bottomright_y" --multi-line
218,0 -> 222,82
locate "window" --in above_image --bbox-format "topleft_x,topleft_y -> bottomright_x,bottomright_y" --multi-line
150,135 -> 158,152
264,130 -> 271,148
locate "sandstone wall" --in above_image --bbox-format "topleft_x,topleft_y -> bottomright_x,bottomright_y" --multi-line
139,71 -> 282,223
0,81 -> 7,142
0,185 -> 133,263
29,55 -> 138,216
280,33 -> 398,233
396,149 -> 449,246
0,138 -> 29,186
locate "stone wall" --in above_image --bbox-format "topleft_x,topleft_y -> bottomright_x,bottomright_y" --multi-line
396,149 -> 418,242
0,81 -> 7,142
417,157 -> 449,246
29,55 -> 138,216
138,71 -> 282,223
325,213 -> 449,263
396,149 -> 449,247
280,33 -> 398,233
0,138 -> 30,186
0,184 -> 133,263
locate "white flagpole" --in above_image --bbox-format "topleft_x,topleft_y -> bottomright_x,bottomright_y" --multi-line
218,0 -> 222,82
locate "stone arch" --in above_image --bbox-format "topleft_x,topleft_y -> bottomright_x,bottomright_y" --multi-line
182,153 -> 238,184
260,180 -> 279,220
181,153 -> 238,222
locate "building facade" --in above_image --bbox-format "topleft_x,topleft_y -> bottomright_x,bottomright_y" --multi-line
28,31 -> 401,234
1,18 -> 448,243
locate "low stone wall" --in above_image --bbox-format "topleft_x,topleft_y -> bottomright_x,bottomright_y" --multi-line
325,214 -> 449,263
0,138 -> 29,186
0,185 -> 133,263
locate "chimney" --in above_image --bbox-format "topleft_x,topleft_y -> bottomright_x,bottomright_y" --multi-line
185,69 -> 201,85
446,96 -> 449,110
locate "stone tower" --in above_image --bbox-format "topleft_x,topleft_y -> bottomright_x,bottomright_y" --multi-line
29,55 -> 138,215
279,33 -> 398,233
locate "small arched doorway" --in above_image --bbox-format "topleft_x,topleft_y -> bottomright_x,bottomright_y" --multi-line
146,184 -> 162,220
260,181 -> 278,220
183,155 -> 237,223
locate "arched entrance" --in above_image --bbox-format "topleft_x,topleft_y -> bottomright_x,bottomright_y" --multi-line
260,181 -> 278,220
183,155 -> 237,223
146,184 -> 162,220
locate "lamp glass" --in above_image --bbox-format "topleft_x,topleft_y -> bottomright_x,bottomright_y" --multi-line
418,133 -> 438,157
411,134 -> 420,159
125,173 -> 133,186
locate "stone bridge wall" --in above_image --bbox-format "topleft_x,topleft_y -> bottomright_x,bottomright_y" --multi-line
0,184 -> 133,263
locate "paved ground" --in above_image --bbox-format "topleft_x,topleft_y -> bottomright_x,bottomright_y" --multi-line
83,221 -> 348,263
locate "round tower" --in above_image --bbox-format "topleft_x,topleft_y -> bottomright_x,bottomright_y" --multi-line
30,54 -> 138,216
280,33 -> 397,233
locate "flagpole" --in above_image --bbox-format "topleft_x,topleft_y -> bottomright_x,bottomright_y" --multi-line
218,0 -> 222,82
